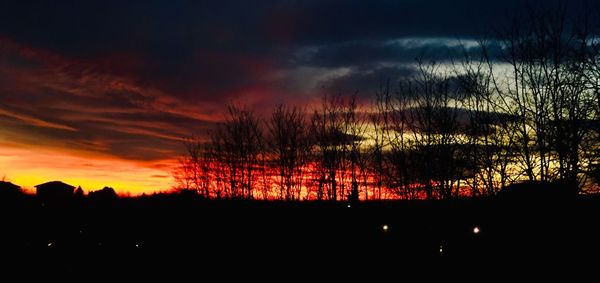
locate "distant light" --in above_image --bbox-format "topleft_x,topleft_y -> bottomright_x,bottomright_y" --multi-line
473,226 -> 480,234
382,224 -> 389,231
47,242 -> 53,247
347,204 -> 351,208
439,245 -> 443,253
135,244 -> 139,248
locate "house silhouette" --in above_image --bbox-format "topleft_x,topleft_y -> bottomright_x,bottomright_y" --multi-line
0,181 -> 21,198
35,181 -> 75,200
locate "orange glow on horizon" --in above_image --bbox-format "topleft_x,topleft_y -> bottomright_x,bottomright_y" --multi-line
0,144 -> 175,195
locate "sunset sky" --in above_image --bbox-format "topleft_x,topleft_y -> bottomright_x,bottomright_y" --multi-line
0,0 -> 590,194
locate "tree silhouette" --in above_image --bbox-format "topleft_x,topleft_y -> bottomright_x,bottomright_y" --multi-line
266,105 -> 311,200
211,104 -> 264,199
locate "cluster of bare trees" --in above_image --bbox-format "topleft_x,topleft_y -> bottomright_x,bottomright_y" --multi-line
470,6 -> 600,194
175,97 -> 373,201
174,6 -> 600,200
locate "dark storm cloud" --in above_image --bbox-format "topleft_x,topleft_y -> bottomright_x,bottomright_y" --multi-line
0,0 -> 505,50
292,38 -> 491,69
319,65 -> 418,98
0,0 -> 562,100
4,1 -> 591,88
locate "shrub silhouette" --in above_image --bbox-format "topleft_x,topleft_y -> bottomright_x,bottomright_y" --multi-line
497,180 -> 578,202
88,187 -> 118,202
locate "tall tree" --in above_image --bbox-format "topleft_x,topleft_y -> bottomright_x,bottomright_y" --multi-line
267,105 -> 311,200
211,104 -> 264,199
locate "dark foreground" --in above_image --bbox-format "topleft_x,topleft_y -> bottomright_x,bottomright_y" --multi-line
1,194 -> 599,277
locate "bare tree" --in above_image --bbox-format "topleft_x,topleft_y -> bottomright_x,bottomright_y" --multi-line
341,95 -> 368,202
266,104 -> 311,200
173,137 -> 211,198
211,104 -> 264,199
457,43 -> 520,196
369,86 -> 389,200
374,81 -> 415,199
403,61 -> 465,199
311,94 -> 351,201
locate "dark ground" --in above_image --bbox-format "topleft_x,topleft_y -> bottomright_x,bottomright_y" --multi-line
1,193 -> 599,278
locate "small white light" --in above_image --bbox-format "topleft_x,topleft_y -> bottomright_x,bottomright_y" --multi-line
439,245 -> 443,253
135,244 -> 139,248
347,204 -> 351,208
47,242 -> 53,247
473,226 -> 480,234
382,224 -> 388,231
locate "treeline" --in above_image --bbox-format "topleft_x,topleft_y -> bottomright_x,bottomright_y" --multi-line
174,6 -> 600,200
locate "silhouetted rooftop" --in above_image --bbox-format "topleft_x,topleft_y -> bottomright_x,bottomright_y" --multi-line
0,181 -> 20,191
34,181 -> 75,190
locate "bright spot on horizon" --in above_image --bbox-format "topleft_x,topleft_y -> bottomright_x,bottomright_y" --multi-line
347,204 -> 351,208
47,242 -> 52,247
473,226 -> 480,234
439,245 -> 443,253
382,224 -> 388,231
